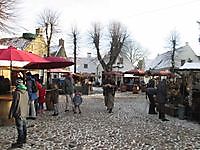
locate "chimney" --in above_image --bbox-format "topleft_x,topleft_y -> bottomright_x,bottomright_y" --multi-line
185,42 -> 189,46
59,38 -> 64,48
36,28 -> 43,36
87,52 -> 91,58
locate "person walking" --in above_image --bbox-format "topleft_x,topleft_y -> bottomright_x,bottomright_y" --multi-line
157,79 -> 169,121
26,72 -> 38,119
63,73 -> 74,112
51,83 -> 59,116
146,79 -> 157,114
9,78 -> 29,148
102,75 -> 117,113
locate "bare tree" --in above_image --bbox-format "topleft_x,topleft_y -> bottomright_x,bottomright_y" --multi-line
38,9 -> 60,57
137,58 -> 145,69
90,22 -> 128,72
0,0 -> 18,33
122,39 -> 146,65
68,26 -> 80,73
166,30 -> 181,72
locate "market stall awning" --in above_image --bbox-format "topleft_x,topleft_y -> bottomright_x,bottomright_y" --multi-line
145,69 -> 175,77
24,56 -> 74,69
103,71 -> 123,76
47,68 -> 71,73
124,69 -> 145,76
0,46 -> 48,68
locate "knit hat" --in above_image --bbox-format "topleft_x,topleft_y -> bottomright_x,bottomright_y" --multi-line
16,79 -> 23,85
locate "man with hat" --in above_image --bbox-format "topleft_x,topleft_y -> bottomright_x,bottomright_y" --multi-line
9,78 -> 29,148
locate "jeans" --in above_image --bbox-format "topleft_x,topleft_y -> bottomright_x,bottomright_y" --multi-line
53,103 -> 59,114
65,94 -> 73,110
15,117 -> 27,143
29,100 -> 36,118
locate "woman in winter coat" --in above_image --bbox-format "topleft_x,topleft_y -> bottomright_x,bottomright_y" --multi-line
35,81 -> 46,114
157,79 -> 169,121
146,79 -> 157,114
50,83 -> 59,116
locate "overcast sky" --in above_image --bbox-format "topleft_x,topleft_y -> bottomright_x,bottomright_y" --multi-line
12,0 -> 200,58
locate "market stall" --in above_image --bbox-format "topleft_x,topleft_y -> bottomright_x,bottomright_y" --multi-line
24,56 -> 74,110
102,71 -> 123,91
0,46 -> 47,126
123,69 -> 145,93
177,62 -> 200,122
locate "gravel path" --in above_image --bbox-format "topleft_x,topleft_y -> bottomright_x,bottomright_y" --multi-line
0,92 -> 200,150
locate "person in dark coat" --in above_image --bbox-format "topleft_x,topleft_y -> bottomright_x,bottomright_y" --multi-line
50,83 -> 59,116
26,72 -> 38,119
146,79 -> 157,114
102,75 -> 117,113
157,79 -> 169,121
63,73 -> 74,112
9,79 -> 29,148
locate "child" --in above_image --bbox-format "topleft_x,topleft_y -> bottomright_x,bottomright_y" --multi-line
72,91 -> 83,114
38,85 -> 46,114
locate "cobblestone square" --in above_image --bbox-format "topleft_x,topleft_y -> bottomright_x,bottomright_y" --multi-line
0,91 -> 200,150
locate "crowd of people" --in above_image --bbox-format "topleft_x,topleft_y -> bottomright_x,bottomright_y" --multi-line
8,72 -> 84,148
146,78 -> 170,121
9,72 -> 192,148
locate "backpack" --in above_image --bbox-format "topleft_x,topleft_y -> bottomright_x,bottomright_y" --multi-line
31,80 -> 38,93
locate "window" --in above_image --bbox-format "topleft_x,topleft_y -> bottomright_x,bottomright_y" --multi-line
118,57 -> 123,64
181,60 -> 185,66
84,64 -> 88,68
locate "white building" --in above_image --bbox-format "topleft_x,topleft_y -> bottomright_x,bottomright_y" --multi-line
96,53 -> 135,84
147,42 -> 200,71
70,52 -> 134,84
69,52 -> 98,74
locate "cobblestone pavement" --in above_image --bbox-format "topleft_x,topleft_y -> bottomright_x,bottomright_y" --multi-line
0,91 -> 200,150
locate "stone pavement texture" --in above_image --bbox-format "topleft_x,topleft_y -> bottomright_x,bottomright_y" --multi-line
0,91 -> 200,150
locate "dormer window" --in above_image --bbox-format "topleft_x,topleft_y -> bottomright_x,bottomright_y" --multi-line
84,64 -> 88,69
187,58 -> 192,63
181,60 -> 185,66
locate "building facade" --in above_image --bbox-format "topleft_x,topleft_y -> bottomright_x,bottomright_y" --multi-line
148,43 -> 200,71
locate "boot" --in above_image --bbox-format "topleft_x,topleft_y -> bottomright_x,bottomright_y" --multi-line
108,108 -> 112,113
11,142 -> 23,148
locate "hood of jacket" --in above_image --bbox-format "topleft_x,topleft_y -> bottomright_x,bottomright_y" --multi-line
17,84 -> 27,91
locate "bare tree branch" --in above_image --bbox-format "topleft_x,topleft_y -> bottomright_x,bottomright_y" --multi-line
0,0 -> 19,34
122,39 -> 146,64
38,9 -> 60,56
90,22 -> 128,72
165,30 -> 181,72
165,30 -> 181,50
68,26 -> 80,73
89,23 -> 107,70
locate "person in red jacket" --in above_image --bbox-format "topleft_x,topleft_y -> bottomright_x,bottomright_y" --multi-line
34,74 -> 46,114
38,84 -> 46,114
